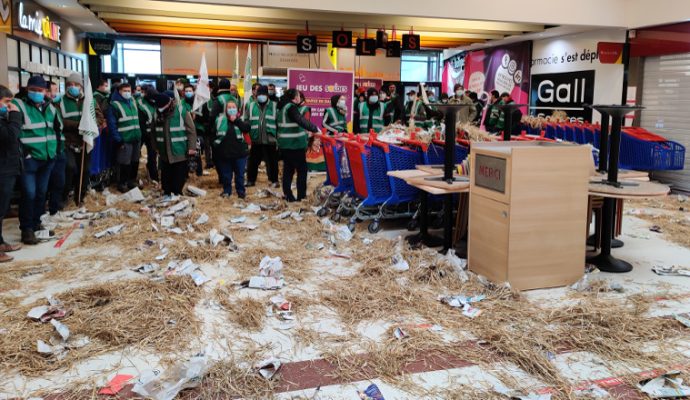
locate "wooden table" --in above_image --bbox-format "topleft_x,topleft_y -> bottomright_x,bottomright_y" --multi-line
388,169 -> 469,250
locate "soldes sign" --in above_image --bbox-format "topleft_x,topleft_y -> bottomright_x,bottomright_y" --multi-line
530,70 -> 595,121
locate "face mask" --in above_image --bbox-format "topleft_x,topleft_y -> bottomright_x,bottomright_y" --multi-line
455,90 -> 463,97
429,96 -> 436,102
52,93 -> 62,103
67,87 -> 81,97
102,87 -> 110,94
122,92 -> 132,100
185,92 -> 194,99
408,96 -> 416,102
28,91 -> 45,104
268,90 -> 275,95
0,106 -> 7,117
369,95 -> 379,103
257,94 -> 268,103
337,100 -> 346,109
134,91 -> 142,98
227,108 -> 238,117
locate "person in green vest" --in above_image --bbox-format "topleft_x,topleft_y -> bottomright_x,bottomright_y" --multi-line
59,73 -> 105,208
277,88 -> 319,202
181,84 -> 203,177
245,85 -> 279,188
230,83 -> 243,114
93,79 -> 110,115
106,83 -> 142,193
212,100 -> 251,198
353,88 -> 386,134
404,90 -> 429,128
243,82 -> 260,116
12,75 -> 60,245
496,92 -> 522,136
322,94 -> 347,135
152,93 -> 197,196
209,79 -> 240,133
135,84 -> 159,182
0,84 -> 23,260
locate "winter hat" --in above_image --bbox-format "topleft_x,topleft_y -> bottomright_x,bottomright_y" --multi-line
256,85 -> 269,96
27,75 -> 47,89
218,78 -> 231,90
67,73 -> 83,86
152,93 -> 172,109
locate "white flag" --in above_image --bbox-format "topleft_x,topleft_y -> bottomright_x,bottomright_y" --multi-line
193,52 -> 210,112
232,45 -> 239,85
79,77 -> 99,153
243,44 -> 252,105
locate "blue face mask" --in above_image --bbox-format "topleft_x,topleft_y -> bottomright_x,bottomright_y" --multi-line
28,91 -> 45,104
429,96 -> 436,102
227,108 -> 238,117
52,93 -> 62,103
369,95 -> 379,104
185,92 -> 194,99
122,92 -> 132,100
0,106 -> 7,117
67,87 -> 81,97
257,94 -> 268,103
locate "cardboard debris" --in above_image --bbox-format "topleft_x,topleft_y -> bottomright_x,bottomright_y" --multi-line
160,216 -> 175,228
209,229 -> 237,250
94,224 -> 125,239
132,353 -> 208,400
99,374 -> 135,395
638,370 -> 690,398
127,211 -> 140,219
246,276 -> 285,290
652,265 -> 690,277
230,216 -> 247,224
50,319 -> 70,341
241,203 -> 262,213
121,187 -> 145,203
163,200 -> 191,216
189,270 -> 210,287
27,306 -> 50,320
274,211 -> 291,220
439,294 -> 486,319
167,227 -> 184,235
259,256 -> 283,277
358,383 -> 385,400
186,185 -> 207,197
675,313 -> 690,328
194,213 -> 209,225
255,357 -> 282,380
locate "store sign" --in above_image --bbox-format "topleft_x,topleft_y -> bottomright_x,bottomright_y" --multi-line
597,42 -> 624,64
17,1 -> 61,43
22,60 -> 75,78
475,154 -> 506,193
0,0 -> 12,34
376,30 -> 388,49
402,34 -> 420,51
355,78 -> 383,90
530,70 -> 595,120
356,38 -> 376,56
88,38 -> 115,55
386,41 -> 401,57
332,31 -> 352,48
287,68 -> 354,127
296,35 -> 317,54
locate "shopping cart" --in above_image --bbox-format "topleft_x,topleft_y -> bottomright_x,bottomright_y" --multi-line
315,132 -> 355,218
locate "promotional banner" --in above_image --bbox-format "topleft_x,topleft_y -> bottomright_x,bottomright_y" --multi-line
355,78 -> 383,91
442,53 -> 465,95
530,29 -> 626,122
463,42 -> 531,110
287,68 -> 355,127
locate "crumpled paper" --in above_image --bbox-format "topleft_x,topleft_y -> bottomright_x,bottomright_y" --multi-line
637,370 -> 690,398
132,353 -> 209,400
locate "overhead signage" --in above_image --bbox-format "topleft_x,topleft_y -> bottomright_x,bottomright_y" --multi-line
402,34 -> 420,51
22,60 -> 77,78
332,30 -> 352,48
530,70 -> 595,121
17,1 -> 61,43
0,0 -> 11,34
475,154 -> 506,194
88,38 -> 115,55
597,42 -> 624,64
356,38 -> 376,56
287,68 -> 354,127
386,41 -> 401,58
376,30 -> 388,49
296,35 -> 317,54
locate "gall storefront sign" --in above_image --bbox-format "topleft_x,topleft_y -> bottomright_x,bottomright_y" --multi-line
530,70 -> 595,121
17,1 -> 61,43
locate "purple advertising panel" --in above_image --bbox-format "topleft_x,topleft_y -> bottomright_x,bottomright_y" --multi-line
355,78 -> 384,91
287,68 -> 355,127
463,42 -> 531,112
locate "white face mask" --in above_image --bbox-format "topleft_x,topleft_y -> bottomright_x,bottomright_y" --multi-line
455,90 -> 464,97
337,100 -> 346,109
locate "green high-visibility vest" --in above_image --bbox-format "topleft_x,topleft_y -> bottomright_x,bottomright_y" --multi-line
111,100 -> 141,143
214,115 -> 248,148
322,107 -> 346,134
358,102 -> 386,133
136,97 -> 155,126
155,104 -> 188,157
245,101 -> 277,142
217,92 -> 240,109
406,100 -> 426,128
12,98 -> 58,161
59,96 -> 82,122
277,103 -> 307,150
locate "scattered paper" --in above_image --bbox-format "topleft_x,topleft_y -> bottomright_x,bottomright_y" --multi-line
247,276 -> 285,290
134,263 -> 159,274
99,374 -> 135,395
241,203 -> 261,213
650,225 -> 663,233
274,211 -> 291,220
27,306 -> 50,320
195,213 -> 209,225
190,270 -> 210,286
121,187 -> 145,203
160,216 -> 175,228
358,383 -> 385,400
439,294 -> 486,319
230,216 -> 247,224
652,265 -> 690,277
394,327 -> 408,340
94,224 -> 125,239
391,236 -> 409,272
259,256 -> 283,277
329,249 -> 352,259
50,319 -> 70,341
638,370 -> 690,398
256,357 -> 281,380
127,211 -> 140,219
132,353 -> 208,400
186,185 -> 207,197
674,313 -> 690,328
163,200 -> 191,216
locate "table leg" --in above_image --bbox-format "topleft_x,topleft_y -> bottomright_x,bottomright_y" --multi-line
587,197 -> 632,272
442,193 -> 454,254
406,192 -> 443,247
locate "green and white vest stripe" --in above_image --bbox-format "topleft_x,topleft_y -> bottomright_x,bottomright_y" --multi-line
246,101 -> 277,141
111,100 -> 141,142
13,98 -> 58,160
322,107 -> 346,134
277,102 -> 307,150
214,115 -> 247,146
155,104 -> 188,157
358,102 -> 386,133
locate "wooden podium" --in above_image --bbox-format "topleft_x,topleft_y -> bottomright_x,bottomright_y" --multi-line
468,142 -> 591,290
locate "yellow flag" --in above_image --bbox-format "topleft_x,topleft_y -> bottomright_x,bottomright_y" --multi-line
327,43 -> 338,70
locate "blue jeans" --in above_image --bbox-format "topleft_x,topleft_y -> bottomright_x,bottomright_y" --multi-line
48,151 -> 67,215
19,158 -> 55,232
216,156 -> 247,196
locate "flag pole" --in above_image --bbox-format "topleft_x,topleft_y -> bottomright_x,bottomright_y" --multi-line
77,141 -> 86,206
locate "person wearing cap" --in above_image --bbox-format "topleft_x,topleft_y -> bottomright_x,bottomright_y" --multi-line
354,87 -> 386,134
483,90 -> 501,133
0,84 -> 23,261
244,85 -> 279,188
58,72 -> 105,208
136,84 -> 159,182
496,92 -> 522,136
152,93 -> 197,196
11,75 -> 60,245
448,83 -> 477,124
213,100 -> 251,198
322,94 -> 347,135
107,83 -> 142,193
277,88 -> 319,202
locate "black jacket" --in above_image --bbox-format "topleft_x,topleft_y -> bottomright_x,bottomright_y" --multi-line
214,118 -> 251,159
0,111 -> 23,177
